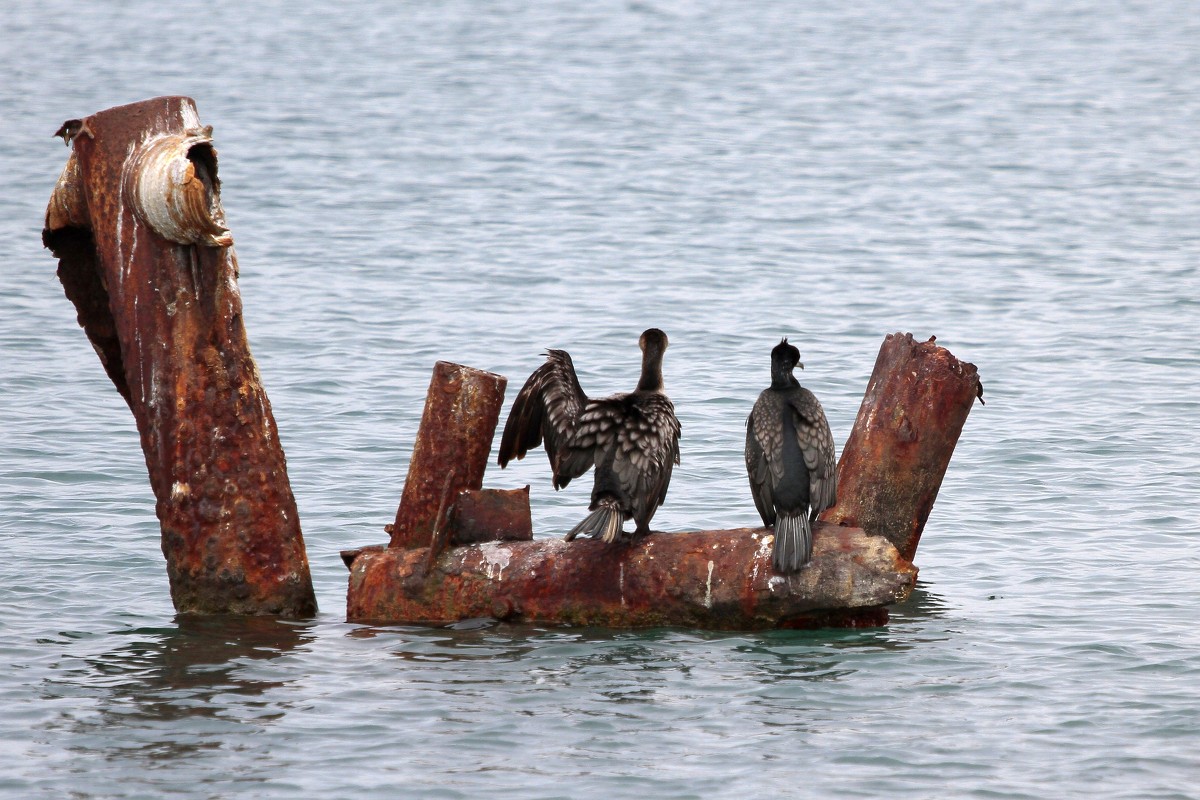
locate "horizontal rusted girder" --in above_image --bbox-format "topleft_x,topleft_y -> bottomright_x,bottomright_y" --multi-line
347,524 -> 915,629
822,332 -> 983,562
390,362 -> 508,549
43,97 -> 316,616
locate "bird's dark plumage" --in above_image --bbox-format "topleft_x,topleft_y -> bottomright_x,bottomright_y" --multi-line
498,329 -> 682,543
745,338 -> 837,572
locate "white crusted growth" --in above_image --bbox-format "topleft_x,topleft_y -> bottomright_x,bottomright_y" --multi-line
179,99 -> 202,131
478,541 -> 512,581
751,533 -> 774,583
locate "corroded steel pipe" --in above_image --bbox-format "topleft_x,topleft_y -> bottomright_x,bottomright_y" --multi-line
821,332 -> 983,562
348,524 -> 915,629
389,362 -> 508,548
43,97 -> 316,616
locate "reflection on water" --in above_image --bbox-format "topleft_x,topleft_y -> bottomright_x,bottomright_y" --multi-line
888,581 -> 953,624
348,612 -> 956,698
84,615 -> 315,702
42,615 -> 315,764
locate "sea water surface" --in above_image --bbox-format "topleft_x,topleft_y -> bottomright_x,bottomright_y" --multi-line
2,1 -> 1198,797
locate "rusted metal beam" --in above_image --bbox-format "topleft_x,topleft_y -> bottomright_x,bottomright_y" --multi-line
43,97 -> 316,617
821,332 -> 983,562
389,362 -> 508,548
348,524 -> 915,629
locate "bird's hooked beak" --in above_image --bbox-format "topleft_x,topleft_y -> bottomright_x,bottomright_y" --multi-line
797,361 -> 804,370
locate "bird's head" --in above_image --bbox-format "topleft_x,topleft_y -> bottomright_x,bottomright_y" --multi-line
639,328 -> 669,354
770,337 -> 803,387
772,337 -> 803,370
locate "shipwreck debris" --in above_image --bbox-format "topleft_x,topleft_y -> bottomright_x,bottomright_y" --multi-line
42,102 -> 982,630
389,362 -> 508,549
821,332 -> 983,562
449,486 -> 534,545
346,335 -> 981,629
348,525 -> 915,629
43,97 -> 316,617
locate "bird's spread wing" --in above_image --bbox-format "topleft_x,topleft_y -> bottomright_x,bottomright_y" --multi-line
787,390 -> 838,514
497,349 -> 592,488
745,391 -> 780,526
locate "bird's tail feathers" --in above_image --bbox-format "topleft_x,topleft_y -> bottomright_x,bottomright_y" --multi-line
773,513 -> 813,573
565,498 -> 625,543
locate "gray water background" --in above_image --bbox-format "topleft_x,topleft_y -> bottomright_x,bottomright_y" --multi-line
2,1 -> 1199,797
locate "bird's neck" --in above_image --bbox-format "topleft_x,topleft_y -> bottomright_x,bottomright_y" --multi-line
637,352 -> 664,392
771,370 -> 799,391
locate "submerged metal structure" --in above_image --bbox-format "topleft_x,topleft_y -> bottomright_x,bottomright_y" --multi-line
388,362 -> 509,549
43,97 -> 316,616
345,334 -> 982,629
349,525 -> 914,629
822,332 -> 983,562
43,98 -> 983,629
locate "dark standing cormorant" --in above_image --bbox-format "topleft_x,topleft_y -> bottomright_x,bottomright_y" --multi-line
745,338 -> 837,572
498,328 -> 682,543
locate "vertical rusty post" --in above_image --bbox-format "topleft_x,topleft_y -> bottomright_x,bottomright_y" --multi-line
42,97 -> 317,616
389,362 -> 508,548
822,332 -> 983,562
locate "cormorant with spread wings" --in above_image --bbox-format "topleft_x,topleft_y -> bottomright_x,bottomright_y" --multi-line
498,328 -> 681,543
